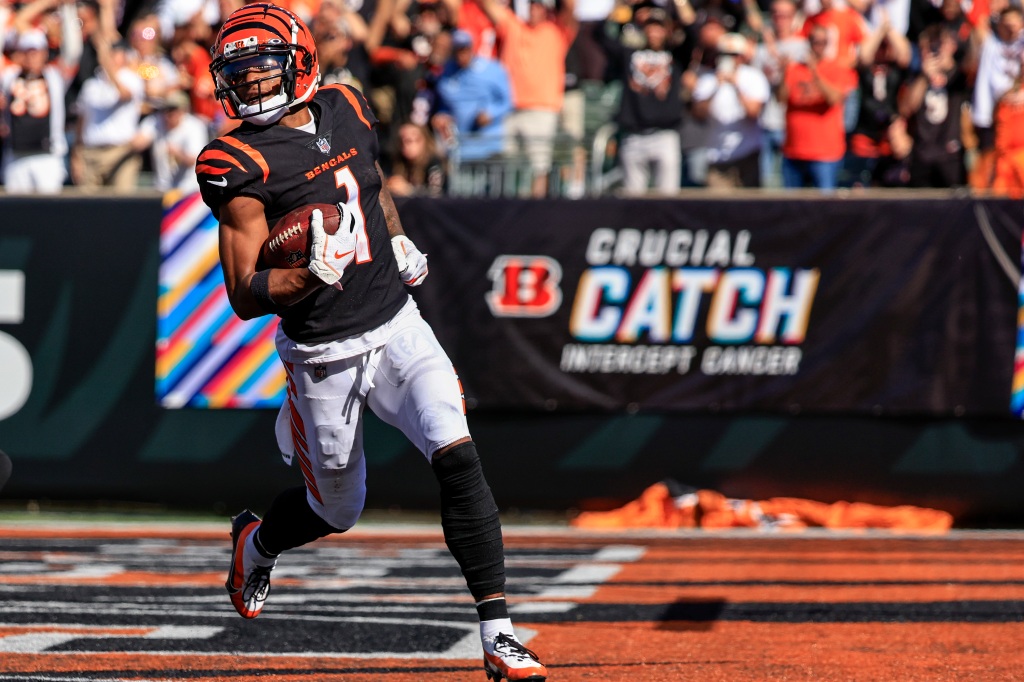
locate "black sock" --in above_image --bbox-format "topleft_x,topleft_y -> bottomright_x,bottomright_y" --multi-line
475,596 -> 509,621
257,486 -> 342,556
252,528 -> 279,559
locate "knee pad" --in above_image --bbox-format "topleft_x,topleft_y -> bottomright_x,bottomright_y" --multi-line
432,441 -> 505,600
316,454 -> 367,530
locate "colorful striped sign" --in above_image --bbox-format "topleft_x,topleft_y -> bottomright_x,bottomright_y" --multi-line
156,192 -> 286,409
1013,247 -> 1024,418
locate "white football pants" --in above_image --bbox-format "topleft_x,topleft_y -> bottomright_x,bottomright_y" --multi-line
274,310 -> 470,530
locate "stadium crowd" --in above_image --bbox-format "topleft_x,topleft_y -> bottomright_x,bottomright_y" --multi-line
0,0 -> 1021,197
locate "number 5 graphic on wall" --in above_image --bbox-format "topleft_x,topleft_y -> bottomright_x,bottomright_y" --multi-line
0,271 -> 32,421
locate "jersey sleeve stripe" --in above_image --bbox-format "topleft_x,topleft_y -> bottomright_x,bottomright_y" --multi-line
197,148 -> 248,172
325,84 -> 373,130
220,136 -> 271,183
195,163 -> 232,176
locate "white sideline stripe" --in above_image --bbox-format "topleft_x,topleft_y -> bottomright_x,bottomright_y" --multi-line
536,585 -> 598,599
0,626 -> 221,653
0,633 -> 86,653
0,564 -> 124,579
510,601 -> 576,614
552,564 -> 621,584
593,545 -> 646,562
144,625 -> 222,639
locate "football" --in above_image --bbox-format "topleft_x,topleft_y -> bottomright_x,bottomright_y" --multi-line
258,203 -> 342,270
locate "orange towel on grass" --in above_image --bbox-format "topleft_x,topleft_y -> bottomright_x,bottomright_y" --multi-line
570,482 -> 953,533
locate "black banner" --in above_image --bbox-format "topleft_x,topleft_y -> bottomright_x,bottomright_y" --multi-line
400,197 -> 1020,416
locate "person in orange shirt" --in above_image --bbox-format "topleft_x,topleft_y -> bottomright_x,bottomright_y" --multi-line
169,8 -> 221,128
778,24 -> 858,190
477,0 -> 576,197
800,0 -> 866,135
458,0 -> 499,60
800,0 -> 867,71
991,74 -> 1024,197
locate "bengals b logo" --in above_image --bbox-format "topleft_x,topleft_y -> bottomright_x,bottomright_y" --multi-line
486,256 -> 562,318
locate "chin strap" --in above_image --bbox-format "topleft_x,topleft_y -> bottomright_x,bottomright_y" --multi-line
237,78 -> 320,125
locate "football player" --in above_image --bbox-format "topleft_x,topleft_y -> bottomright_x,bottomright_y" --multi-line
195,5 -> 547,681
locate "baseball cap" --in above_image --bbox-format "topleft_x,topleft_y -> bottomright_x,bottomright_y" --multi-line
14,30 -> 48,52
451,29 -> 473,50
160,89 -> 191,111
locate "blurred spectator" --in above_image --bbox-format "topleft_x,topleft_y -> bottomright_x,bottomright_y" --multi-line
753,0 -> 807,187
408,23 -> 454,125
155,0 -> 219,45
128,13 -> 180,113
11,0 -> 84,74
312,0 -> 370,89
570,0 -> 613,81
844,11 -> 912,187
677,15 -> 729,188
370,0 -> 455,157
131,88 -> 209,194
991,71 -> 1024,197
864,0 -> 912,39
899,23 -> 969,187
65,0 -> 118,127
778,24 -> 858,189
0,6 -> 12,72
600,5 -> 688,195
169,7 -> 220,128
968,5 -> 1023,190
559,11 -> 588,198
0,29 -> 70,193
800,0 -> 868,134
387,120 -> 448,195
692,31 -> 770,189
478,0 -> 577,198
930,0 -> 979,67
275,0 -> 324,23
801,0 -> 868,66
457,0 -> 499,59
71,36 -> 144,190
971,0 -> 1010,44
347,0 -> 398,105
432,28 -> 511,163
694,0 -> 754,34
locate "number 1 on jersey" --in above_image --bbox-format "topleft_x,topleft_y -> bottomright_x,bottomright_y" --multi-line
334,166 -> 372,264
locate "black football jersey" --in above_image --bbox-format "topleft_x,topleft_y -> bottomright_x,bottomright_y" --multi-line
196,84 -> 407,344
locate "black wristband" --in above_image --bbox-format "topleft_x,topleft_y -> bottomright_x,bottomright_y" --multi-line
249,269 -> 283,315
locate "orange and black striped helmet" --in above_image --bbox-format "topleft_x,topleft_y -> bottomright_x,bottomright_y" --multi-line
210,3 -> 319,124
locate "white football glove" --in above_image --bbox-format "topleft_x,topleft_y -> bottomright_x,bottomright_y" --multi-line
308,202 -> 357,289
391,234 -> 428,287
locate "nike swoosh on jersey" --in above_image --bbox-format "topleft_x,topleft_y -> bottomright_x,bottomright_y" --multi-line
334,249 -> 354,259
207,177 -> 229,187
